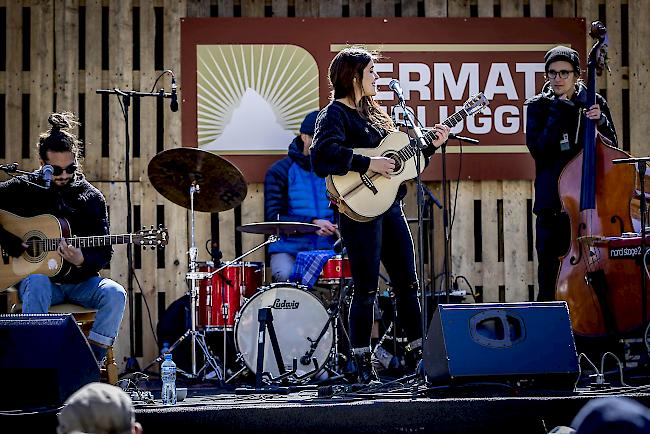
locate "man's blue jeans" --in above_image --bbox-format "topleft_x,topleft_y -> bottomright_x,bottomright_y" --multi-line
18,274 -> 126,348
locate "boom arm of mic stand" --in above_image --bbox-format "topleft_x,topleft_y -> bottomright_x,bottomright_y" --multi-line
0,164 -> 49,190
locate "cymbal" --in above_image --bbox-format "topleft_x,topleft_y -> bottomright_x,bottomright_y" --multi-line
237,222 -> 320,235
148,148 -> 247,212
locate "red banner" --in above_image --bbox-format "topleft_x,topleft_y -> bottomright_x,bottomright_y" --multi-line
181,17 -> 586,182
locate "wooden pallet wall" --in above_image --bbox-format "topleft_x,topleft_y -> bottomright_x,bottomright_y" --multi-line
1,0 -> 648,371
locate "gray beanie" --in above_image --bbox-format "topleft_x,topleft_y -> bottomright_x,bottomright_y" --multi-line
544,45 -> 581,75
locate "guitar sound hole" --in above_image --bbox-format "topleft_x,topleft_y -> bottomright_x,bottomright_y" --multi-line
25,236 -> 43,259
384,152 -> 401,173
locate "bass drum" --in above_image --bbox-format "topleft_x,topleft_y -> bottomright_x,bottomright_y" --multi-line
234,283 -> 333,377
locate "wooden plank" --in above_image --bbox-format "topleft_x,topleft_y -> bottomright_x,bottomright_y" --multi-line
217,0 -> 234,17
371,0 -> 394,16
552,0 -> 575,17
29,0 -> 54,169
185,0 -> 210,17
271,0 -> 288,17
5,1 -> 22,166
295,0 -> 318,17
137,0 -> 161,368
319,0 -> 341,17
163,0 -> 187,307
447,0 -> 469,17
477,0 -> 493,17
424,0 -> 446,17
108,0 -> 133,368
628,0 -> 650,157
54,0 -> 79,114
219,209 -> 236,260
449,180 -> 476,296
480,180 -> 501,302
529,0 -> 546,17
84,0 -> 103,180
240,183 -> 265,263
500,0 -> 523,17
349,0 -> 366,17
605,1 -> 624,147
502,180 -> 530,301
241,0 -> 264,17
401,0 -> 418,17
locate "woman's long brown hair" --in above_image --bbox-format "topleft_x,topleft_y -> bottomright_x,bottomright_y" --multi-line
328,46 -> 395,132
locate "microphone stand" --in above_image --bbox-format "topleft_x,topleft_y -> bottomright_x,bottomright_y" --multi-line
96,84 -> 175,372
394,98 -> 429,344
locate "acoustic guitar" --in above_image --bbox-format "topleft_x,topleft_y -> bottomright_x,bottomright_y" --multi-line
326,93 -> 488,221
0,209 -> 168,289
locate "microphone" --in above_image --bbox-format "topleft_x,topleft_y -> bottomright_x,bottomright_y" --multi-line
388,79 -> 405,103
422,129 -> 480,145
170,75 -> 178,112
41,165 -> 53,188
449,133 -> 479,144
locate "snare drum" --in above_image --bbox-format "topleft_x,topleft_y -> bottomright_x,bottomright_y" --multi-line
234,283 -> 333,377
318,255 -> 352,285
197,262 -> 265,330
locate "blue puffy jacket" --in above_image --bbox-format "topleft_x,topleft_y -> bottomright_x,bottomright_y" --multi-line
264,136 -> 335,255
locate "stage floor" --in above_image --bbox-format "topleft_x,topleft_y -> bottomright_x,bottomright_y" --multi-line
8,376 -> 650,434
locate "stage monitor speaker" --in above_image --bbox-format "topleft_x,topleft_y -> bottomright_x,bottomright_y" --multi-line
0,314 -> 100,409
423,302 -> 579,390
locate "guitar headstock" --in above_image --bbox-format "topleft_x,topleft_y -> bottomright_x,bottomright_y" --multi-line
463,92 -> 489,116
134,226 -> 169,249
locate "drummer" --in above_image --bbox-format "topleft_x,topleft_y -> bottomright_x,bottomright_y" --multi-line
264,111 -> 338,282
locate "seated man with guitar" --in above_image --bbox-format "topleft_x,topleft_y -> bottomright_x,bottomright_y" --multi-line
311,46 -> 450,383
0,112 -> 126,363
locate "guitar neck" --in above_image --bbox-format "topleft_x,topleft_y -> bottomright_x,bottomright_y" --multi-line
392,108 -> 469,163
422,109 -> 468,145
37,235 -> 136,251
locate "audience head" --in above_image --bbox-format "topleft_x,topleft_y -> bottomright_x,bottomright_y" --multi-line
57,382 -> 142,434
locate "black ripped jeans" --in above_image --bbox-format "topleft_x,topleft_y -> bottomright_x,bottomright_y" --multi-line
340,201 -> 423,348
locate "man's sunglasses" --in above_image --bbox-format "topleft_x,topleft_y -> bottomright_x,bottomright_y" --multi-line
50,163 -> 78,175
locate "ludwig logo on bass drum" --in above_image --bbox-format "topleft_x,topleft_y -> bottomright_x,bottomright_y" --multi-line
272,298 -> 300,309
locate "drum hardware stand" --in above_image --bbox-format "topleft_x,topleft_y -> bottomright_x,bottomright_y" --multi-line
235,307 -> 294,394
301,280 -> 352,379
201,236 -> 278,378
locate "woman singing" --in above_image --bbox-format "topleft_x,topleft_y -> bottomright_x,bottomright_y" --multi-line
311,47 -> 449,383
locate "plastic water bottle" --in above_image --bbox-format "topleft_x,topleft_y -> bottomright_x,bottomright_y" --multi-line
161,353 -> 177,405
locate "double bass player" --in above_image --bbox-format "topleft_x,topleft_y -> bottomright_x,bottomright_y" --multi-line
525,45 -> 618,302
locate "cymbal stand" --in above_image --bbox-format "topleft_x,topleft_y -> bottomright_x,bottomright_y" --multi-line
182,180 -> 223,380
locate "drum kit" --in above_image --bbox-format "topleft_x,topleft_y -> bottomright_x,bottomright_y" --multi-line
146,148 -> 351,384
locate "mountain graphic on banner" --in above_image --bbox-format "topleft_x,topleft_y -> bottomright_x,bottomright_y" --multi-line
203,88 -> 294,152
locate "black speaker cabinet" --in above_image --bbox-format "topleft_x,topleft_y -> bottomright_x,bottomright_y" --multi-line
0,314 -> 100,409
423,302 -> 579,389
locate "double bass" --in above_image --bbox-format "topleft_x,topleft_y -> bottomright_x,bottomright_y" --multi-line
556,21 -> 645,336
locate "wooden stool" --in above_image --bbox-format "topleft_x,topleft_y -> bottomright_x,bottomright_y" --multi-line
2,288 -> 118,385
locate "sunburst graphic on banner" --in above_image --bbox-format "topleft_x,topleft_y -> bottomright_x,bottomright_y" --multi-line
197,44 -> 320,153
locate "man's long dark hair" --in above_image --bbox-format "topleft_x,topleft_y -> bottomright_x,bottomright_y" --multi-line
328,46 -> 394,132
